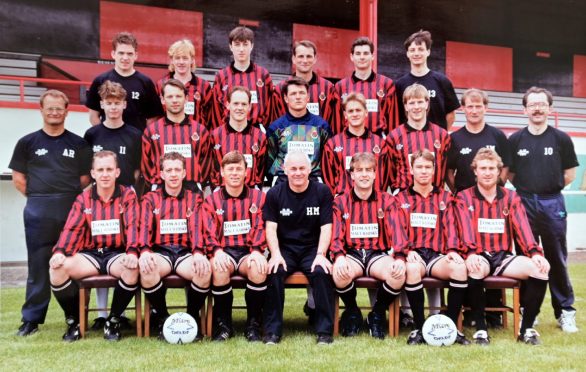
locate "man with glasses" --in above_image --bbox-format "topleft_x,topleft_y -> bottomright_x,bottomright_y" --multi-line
508,87 -> 579,334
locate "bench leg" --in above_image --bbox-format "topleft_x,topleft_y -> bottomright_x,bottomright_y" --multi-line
501,289 -> 509,329
79,288 -> 88,338
206,294 -> 213,337
144,296 -> 151,338
135,290 -> 143,337
513,287 -> 520,339
333,294 -> 339,336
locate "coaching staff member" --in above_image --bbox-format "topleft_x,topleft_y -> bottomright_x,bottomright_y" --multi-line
508,87 -> 579,333
262,151 -> 335,344
10,90 -> 92,336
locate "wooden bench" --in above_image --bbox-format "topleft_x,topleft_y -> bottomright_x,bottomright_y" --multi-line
77,275 -> 142,338
143,275 -> 207,337
395,276 -> 521,339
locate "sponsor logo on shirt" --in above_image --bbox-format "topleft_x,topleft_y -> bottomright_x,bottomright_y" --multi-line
35,148 -> 48,156
517,149 -> 529,156
401,203 -> 411,209
223,219 -> 251,236
460,147 -> 472,155
280,208 -> 293,216
84,208 -> 92,214
334,146 -> 343,153
216,208 -> 224,215
93,145 -> 104,153
151,134 -> 160,141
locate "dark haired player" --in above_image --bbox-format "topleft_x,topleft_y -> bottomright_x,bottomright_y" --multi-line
157,39 -> 213,128
210,86 -> 267,188
331,152 -> 406,340
203,151 -> 268,342
383,83 -> 450,192
508,87 -> 579,333
322,92 -> 385,196
263,151 -> 335,344
271,40 -> 335,124
141,79 -> 214,192
332,36 -> 398,135
456,148 -> 550,345
86,32 -> 163,131
10,90 -> 92,337
396,30 -> 459,131
138,152 -> 210,340
266,77 -> 332,184
395,149 -> 469,345
211,26 -> 274,129
49,151 -> 139,341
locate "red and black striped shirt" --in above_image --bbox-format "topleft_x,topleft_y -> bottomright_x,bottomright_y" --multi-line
455,186 -> 543,257
202,186 -> 266,254
141,116 -> 214,187
332,71 -> 399,135
382,121 -> 451,191
270,72 -> 336,124
211,62 -> 274,129
139,187 -> 204,254
157,73 -> 213,128
394,187 -> 461,255
53,185 -> 140,256
330,189 -> 407,260
322,128 -> 386,195
210,122 -> 267,188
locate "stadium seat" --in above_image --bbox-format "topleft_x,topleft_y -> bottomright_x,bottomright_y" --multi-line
77,275 -> 143,338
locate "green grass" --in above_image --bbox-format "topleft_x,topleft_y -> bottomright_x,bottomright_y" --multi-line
1,264 -> 585,371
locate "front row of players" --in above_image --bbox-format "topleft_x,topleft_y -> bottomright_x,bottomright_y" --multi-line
48,147 -> 550,345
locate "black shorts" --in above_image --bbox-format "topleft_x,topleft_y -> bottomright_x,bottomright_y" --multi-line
79,248 -> 124,275
224,247 -> 250,271
346,249 -> 388,276
413,248 -> 444,277
480,251 -> 519,276
154,245 -> 192,272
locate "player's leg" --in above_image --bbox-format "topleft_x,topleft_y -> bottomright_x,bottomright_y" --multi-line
465,255 -> 491,344
263,249 -> 296,343
404,258 -> 426,338
368,255 -> 405,340
239,253 -> 268,342
140,254 -> 173,321
332,256 -> 364,337
49,254 -> 99,341
430,255 -> 470,345
207,253 -> 236,341
103,254 -> 139,340
500,255 -> 549,342
176,254 -> 211,339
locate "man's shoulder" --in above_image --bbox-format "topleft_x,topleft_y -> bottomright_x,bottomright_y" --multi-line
17,129 -> 42,143
63,129 -> 89,145
91,69 -> 116,83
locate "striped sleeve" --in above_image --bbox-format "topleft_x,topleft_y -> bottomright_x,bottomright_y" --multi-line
330,195 -> 348,259
189,193 -> 206,254
122,187 -> 140,256
248,191 -> 267,252
138,193 -> 156,253
201,195 -> 223,254
387,197 -> 408,260
453,191 -> 477,256
140,125 -> 158,186
53,193 -> 87,256
442,195 -> 462,254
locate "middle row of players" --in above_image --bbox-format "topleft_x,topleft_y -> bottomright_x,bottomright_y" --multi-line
49,146 -> 548,347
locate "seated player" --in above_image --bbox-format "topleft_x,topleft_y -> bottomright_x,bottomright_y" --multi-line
204,151 -> 268,342
138,152 -> 210,340
210,86 -> 267,189
49,151 -> 139,341
455,148 -> 550,345
395,149 -> 469,345
331,152 -> 406,339
322,92 -> 386,196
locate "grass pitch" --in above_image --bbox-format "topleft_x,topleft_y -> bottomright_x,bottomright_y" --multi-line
0,264 -> 584,371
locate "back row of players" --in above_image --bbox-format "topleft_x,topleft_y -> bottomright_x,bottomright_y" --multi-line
11,26 -> 578,345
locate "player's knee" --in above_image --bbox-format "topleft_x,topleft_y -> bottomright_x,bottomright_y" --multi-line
121,266 -> 139,285
140,271 -> 159,287
247,269 -> 267,284
449,262 -> 467,281
212,269 -> 231,286
405,262 -> 421,281
49,266 -> 68,286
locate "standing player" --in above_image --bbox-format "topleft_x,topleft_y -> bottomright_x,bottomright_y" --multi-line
383,83 -> 451,192
204,151 -> 268,342
262,151 -> 335,344
322,92 -> 386,196
332,37 -> 398,135
141,79 -> 214,192
508,87 -> 579,333
456,148 -> 550,345
10,90 -> 92,336
330,152 -> 406,340
83,81 -> 142,329
138,152 -> 210,339
210,86 -> 267,188
395,149 -> 469,345
395,30 -> 460,131
271,40 -> 335,124
266,77 -> 332,184
211,26 -> 274,129
447,88 -> 511,193
49,151 -> 139,341
86,32 -> 163,131
157,39 -> 213,128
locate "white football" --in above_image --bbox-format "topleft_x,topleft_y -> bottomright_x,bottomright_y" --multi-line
422,314 -> 457,346
162,312 -> 198,344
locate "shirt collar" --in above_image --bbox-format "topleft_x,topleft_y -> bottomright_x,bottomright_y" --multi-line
226,121 -> 252,134
164,115 -> 190,126
221,186 -> 249,200
351,71 -> 376,83
351,188 -> 378,202
230,61 -> 255,74
345,127 -> 371,139
91,184 -> 122,201
405,121 -> 431,132
473,185 -> 505,201
162,185 -> 186,199
408,186 -> 440,197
